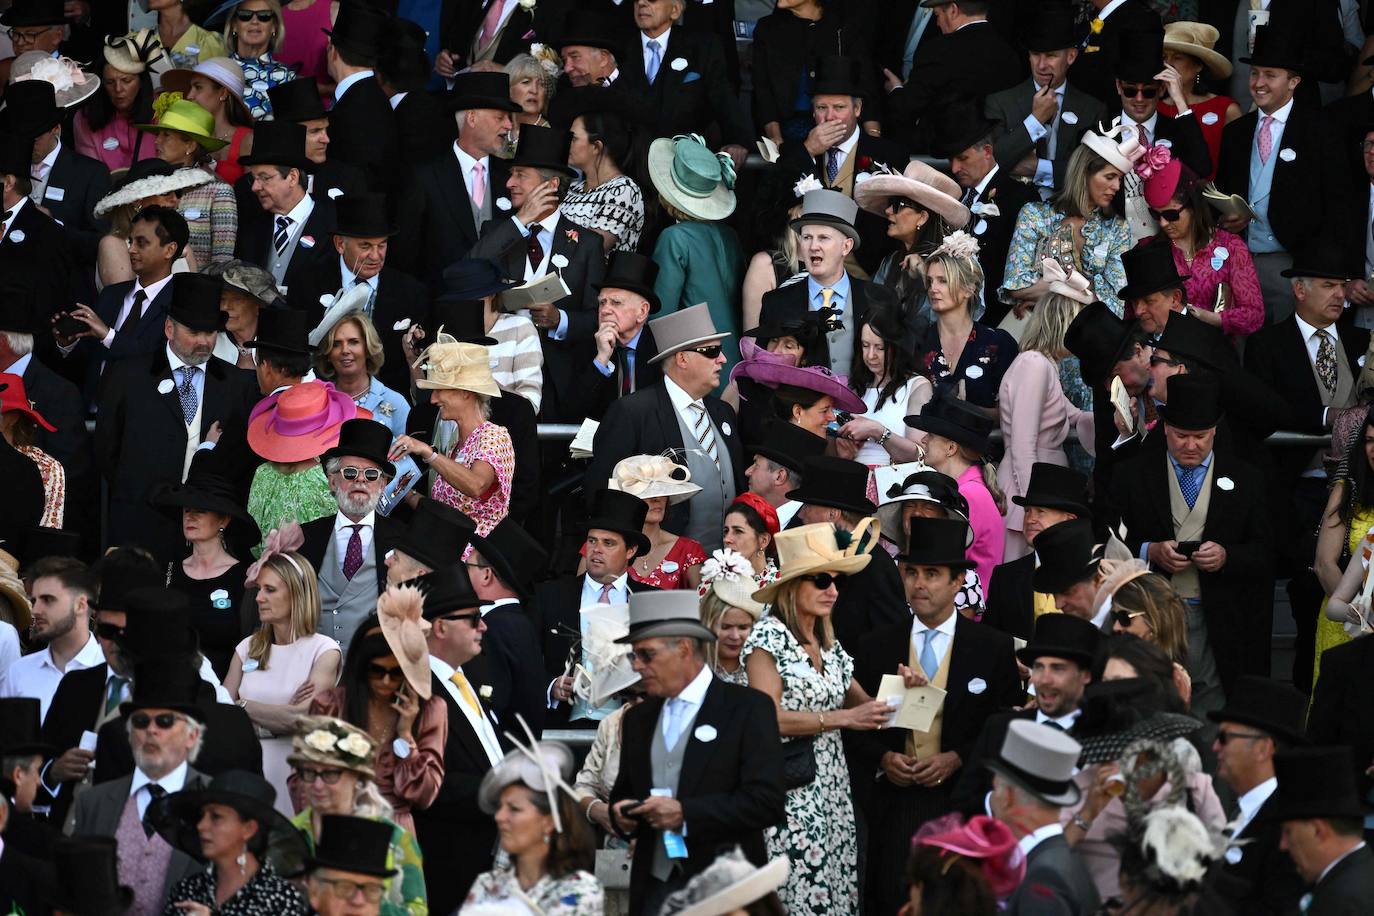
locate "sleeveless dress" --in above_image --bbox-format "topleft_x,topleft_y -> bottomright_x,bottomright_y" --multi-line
1313,505 -> 1374,688
628,536 -> 707,590
1159,95 -> 1234,180
216,126 -> 252,186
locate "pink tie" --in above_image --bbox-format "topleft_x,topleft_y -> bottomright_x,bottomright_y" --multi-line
1257,115 -> 1274,164
478,0 -> 505,48
471,160 -> 486,209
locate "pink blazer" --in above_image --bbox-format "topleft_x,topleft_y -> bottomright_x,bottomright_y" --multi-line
957,464 -> 1006,592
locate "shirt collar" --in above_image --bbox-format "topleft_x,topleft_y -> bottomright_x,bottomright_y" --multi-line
1018,822 -> 1064,858
1237,776 -> 1278,825
429,654 -> 457,680
1261,97 -> 1295,124
335,509 -> 376,531
534,210 -> 561,235
166,345 -> 203,374
36,140 -> 60,174
480,597 -> 520,616
1168,451 -> 1213,478
340,256 -> 379,290
807,271 -> 851,304
1123,110 -> 1159,136
623,326 -> 645,350
453,142 -> 486,175
584,572 -> 629,595
672,663 -> 714,707
1294,311 -> 1338,341
281,192 -> 314,224
974,164 -> 999,198
130,759 -> 189,797
642,26 -> 671,49
136,272 -> 175,301
663,374 -> 700,411
1098,0 -> 1129,19
1035,707 -> 1081,730
334,70 -> 372,102
3,352 -> 32,376
912,610 -> 957,639
835,125 -> 861,158
389,91 -> 407,110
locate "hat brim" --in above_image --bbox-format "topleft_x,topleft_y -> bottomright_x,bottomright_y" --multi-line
675,856 -> 791,916
986,759 -> 1081,808
788,213 -> 860,248
1280,265 -> 1360,280
436,278 -> 519,303
903,414 -> 989,454
238,151 -> 314,175
783,483 -> 877,517
614,619 -> 719,644
1031,560 -> 1099,596
318,445 -> 396,479
1118,274 -> 1190,303
146,787 -> 309,873
1011,493 -> 1090,516
1163,40 -> 1233,78
1237,55 -> 1303,72
446,92 -> 522,113
119,698 -> 205,718
751,552 -> 873,604
732,361 -> 869,415
1076,712 -> 1202,766
877,497 -> 973,547
1204,709 -> 1308,746
95,168 -> 213,218
854,175 -> 970,228
160,69 -> 252,121
1016,641 -> 1095,669
648,137 -> 737,222
247,406 -> 352,463
592,279 -> 662,314
133,122 -> 228,152
585,518 -> 651,557
151,485 -> 262,545
647,330 -> 731,365
415,376 -> 503,398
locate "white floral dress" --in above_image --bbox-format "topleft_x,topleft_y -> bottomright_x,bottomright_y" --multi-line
460,868 -> 603,915
740,615 -> 857,915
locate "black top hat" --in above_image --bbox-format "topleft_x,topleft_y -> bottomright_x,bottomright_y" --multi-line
786,455 -> 878,515
545,84 -> 653,130
146,769 -> 309,871
49,837 -> 134,914
554,11 -> 625,58
898,516 -> 975,569
151,455 -> 262,549
1016,611 -> 1101,668
1153,310 -> 1227,370
268,77 -> 329,123
594,252 -> 662,313
1240,24 -> 1305,72
1,0 -> 65,27
394,498 -> 476,571
469,517 -> 550,594
332,192 -> 394,238
120,652 -> 205,719
1114,28 -> 1165,84
1156,373 -> 1222,430
748,419 -> 827,475
245,307 -> 311,355
446,70 -> 522,113
1023,0 -> 1077,53
376,16 -> 430,89
436,258 -> 518,306
931,100 -> 1000,160
0,280 -> 39,336
320,418 -> 397,477
408,560 -> 484,620
1206,675 -> 1309,745
1265,746 -> 1367,823
1118,243 -> 1190,302
0,132 -> 34,179
1281,244 -> 1362,281
1031,518 -> 1099,594
510,123 -> 575,178
1064,301 -> 1139,387
94,553 -> 163,612
167,273 -> 227,332
431,300 -> 499,346
1012,463 -> 1090,516
18,525 -> 81,565
238,120 -> 313,174
323,0 -> 391,60
309,814 -> 396,878
0,697 -> 52,757
1,80 -> 61,138
810,55 -> 865,98
744,306 -> 842,347
117,587 -> 201,661
586,488 -> 652,556
904,391 -> 995,454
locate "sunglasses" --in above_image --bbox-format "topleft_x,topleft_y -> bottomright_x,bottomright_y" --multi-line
130,712 -> 183,731
367,663 -> 403,680
1149,355 -> 1184,368
799,572 -> 847,590
436,610 -> 483,625
1215,728 -> 1266,746
95,622 -> 125,640
1148,205 -> 1189,222
629,646 -> 662,664
339,466 -> 383,481
293,765 -> 346,785
688,344 -> 724,359
886,197 -> 918,212
1110,609 -> 1147,627
1119,84 -> 1160,99
235,9 -> 276,21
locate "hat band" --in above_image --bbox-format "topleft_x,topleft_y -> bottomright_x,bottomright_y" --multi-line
994,757 -> 1076,799
670,155 -> 719,199
156,113 -> 213,138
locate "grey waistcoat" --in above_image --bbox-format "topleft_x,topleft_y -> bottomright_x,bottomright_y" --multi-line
649,702 -> 699,881
317,528 -> 378,658
671,404 -> 735,552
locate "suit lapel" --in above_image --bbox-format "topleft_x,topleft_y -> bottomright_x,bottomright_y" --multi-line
655,385 -> 687,454
150,350 -> 186,428
677,679 -> 725,799
98,281 -> 135,326
434,672 -> 491,767
198,359 -> 229,439
437,156 -> 478,244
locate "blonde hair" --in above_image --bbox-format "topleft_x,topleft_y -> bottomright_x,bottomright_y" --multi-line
504,52 -> 557,97
1055,145 -> 1116,219
966,451 -> 1008,516
246,551 -> 321,669
771,578 -> 835,650
1111,573 -> 1189,666
1021,292 -> 1084,361
698,591 -> 754,671
223,0 -> 287,55
925,251 -> 985,314
316,314 -> 386,380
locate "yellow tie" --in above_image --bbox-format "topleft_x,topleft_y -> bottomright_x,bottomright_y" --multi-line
821,287 -> 834,312
450,670 -> 483,717
1033,592 -> 1059,619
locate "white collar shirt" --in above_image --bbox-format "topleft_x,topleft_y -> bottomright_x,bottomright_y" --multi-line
274,192 -> 314,235
454,143 -> 491,206
1233,776 -> 1278,838
429,654 -> 504,765
1098,0 -> 1129,20
334,70 -> 373,102
1294,312 -> 1340,366
480,597 -> 520,617
130,759 -> 189,820
1256,97 -> 1294,152
1035,708 -> 1081,731
2,196 -> 27,239
0,632 -> 104,721
581,572 -> 629,607
663,374 -> 711,432
165,345 -> 209,412
1122,110 -> 1159,147
972,164 -> 999,206
642,26 -> 671,72
389,91 -> 406,110
109,273 -> 174,346
911,610 -> 957,675
2,352 -> 32,376
663,663 -> 713,742
334,510 -> 376,568
32,140 -> 60,183
340,257 -> 379,296
1018,822 -> 1065,859
834,125 -> 860,161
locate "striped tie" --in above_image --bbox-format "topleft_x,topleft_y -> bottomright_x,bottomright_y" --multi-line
273,215 -> 293,255
689,401 -> 719,466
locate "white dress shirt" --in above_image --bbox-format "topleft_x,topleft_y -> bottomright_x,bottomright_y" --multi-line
0,620 -> 20,679
130,759 -> 189,820
480,597 -> 520,617
580,572 -> 629,607
1232,776 -> 1277,839
389,91 -> 407,110
2,196 -> 28,240
776,500 -> 802,529
831,126 -> 861,166
334,70 -> 373,102
274,192 -> 315,245
453,143 -> 491,206
662,662 -> 713,743
1122,110 -> 1160,147
104,273 -> 174,347
1256,97 -> 1295,154
340,255 -> 380,302
1036,708 -> 1081,731
430,654 -> 504,765
911,610 -> 957,675
663,374 -> 710,436
642,26 -> 672,75
1017,821 -> 1065,858
0,632 -> 105,721
334,510 -> 377,570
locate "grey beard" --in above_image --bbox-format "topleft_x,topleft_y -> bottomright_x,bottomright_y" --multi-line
337,491 -> 379,518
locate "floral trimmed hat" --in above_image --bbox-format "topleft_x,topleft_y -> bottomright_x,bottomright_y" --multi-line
288,715 -> 377,780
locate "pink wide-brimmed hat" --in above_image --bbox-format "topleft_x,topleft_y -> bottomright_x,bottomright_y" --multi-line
247,380 -> 370,463
732,355 -> 867,415
727,336 -> 798,385
913,814 -> 1026,898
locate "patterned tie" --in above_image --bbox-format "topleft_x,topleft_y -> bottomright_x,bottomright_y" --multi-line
960,185 -> 976,208
471,160 -> 486,209
526,231 -> 544,271
688,401 -> 719,466
646,39 -> 662,83
273,214 -> 293,256
143,783 -> 166,837
477,0 -> 505,48
117,290 -> 146,334
1042,720 -> 1066,732
1178,464 -> 1203,509
342,524 -> 364,579
176,366 -> 199,425
919,629 -> 940,678
105,675 -> 129,716
826,147 -> 841,185
1257,115 -> 1274,164
450,670 -> 483,717
598,582 -> 613,604
1315,329 -> 1338,394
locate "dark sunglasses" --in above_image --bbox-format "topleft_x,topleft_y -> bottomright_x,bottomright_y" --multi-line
95,622 -> 125,640
339,466 -> 382,481
688,344 -> 724,359
1215,728 -> 1266,746
436,610 -> 483,625
799,572 -> 847,589
130,712 -> 182,730
886,197 -> 917,212
367,663 -> 403,680
1148,205 -> 1190,222
293,765 -> 346,784
1119,84 -> 1159,99
235,9 -> 275,20
1110,609 -> 1147,627
1149,355 -> 1184,368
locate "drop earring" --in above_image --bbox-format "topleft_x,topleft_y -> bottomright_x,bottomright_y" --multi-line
236,849 -> 247,875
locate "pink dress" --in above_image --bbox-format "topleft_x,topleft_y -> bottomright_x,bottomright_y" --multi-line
74,110 -> 157,173
430,420 -> 515,538
628,536 -> 707,590
279,0 -> 332,91
957,464 -> 1005,599
1174,230 -> 1264,338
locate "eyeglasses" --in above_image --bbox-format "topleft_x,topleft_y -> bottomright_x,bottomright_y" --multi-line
130,712 -> 184,731
1215,728 -> 1267,746
312,876 -> 386,903
798,572 -> 847,590
629,646 -> 662,664
95,622 -> 125,640
293,765 -> 346,784
235,9 -> 276,21
688,344 -> 724,359
1361,140 -> 1374,152
6,26 -> 56,44
339,466 -> 383,481
1148,205 -> 1189,222
1149,355 -> 1184,368
1110,609 -> 1147,627
367,663 -> 403,680
436,610 -> 483,625
1119,84 -> 1160,99
886,197 -> 917,212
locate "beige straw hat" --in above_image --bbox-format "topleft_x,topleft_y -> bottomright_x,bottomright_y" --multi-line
414,332 -> 501,397
1163,21 -> 1232,79
288,715 -> 378,781
608,454 -> 701,504
752,520 -> 876,603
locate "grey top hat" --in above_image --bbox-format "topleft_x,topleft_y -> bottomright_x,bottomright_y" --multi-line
615,590 -> 717,644
789,188 -> 861,248
647,302 -> 730,365
988,719 -> 1083,807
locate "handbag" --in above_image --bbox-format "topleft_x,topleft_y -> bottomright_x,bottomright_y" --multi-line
781,735 -> 817,790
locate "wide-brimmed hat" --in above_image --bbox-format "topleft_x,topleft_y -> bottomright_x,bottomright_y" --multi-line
408,561 -> 483,621
239,119 -> 312,174
48,837 -> 134,914
1114,28 -> 1164,84
1016,612 -> 1101,668
469,517 -> 550,595
914,815 -> 1026,898
808,54 -> 864,97
1119,243 -> 1190,302
786,455 -> 878,515
1,0 -> 63,27
732,359 -> 867,415
899,516 -> 975,569
120,655 -> 205,719
1163,21 -> 1231,79
248,381 -> 361,463
1081,119 -> 1146,174
752,519 -> 876,603
320,418 -> 397,477
0,372 -> 54,433
1153,310 -> 1226,370
445,70 -> 521,113
151,458 -> 262,547
146,769 -> 309,872
160,57 -> 251,122
0,697 -> 52,757
747,419 -> 827,475
855,159 -> 970,227
646,302 -> 729,364
307,815 -> 395,878
1240,23 -> 1304,72
553,11 -> 623,57
431,300 -> 498,347
0,551 -> 32,635
650,133 -> 737,222
663,849 -> 790,916
289,715 -> 378,780
509,122 -> 575,178
414,333 -> 501,398
1073,678 -> 1202,766
789,188 -> 860,247
701,549 -> 767,619
877,468 -> 971,547
586,488 -> 651,556
332,192 -> 393,238
0,79 -> 61,137
1064,300 -> 1140,387
377,586 -> 434,699
393,498 -> 476,571
244,307 -> 310,357
436,258 -> 518,307
1023,0 -> 1077,53
1156,373 -> 1222,430
1281,246 -> 1362,281
1265,747 -> 1367,823
1012,463 -> 1090,516
1206,675 -> 1309,745
904,393 -> 994,454
136,98 -> 228,152
10,53 -> 100,108
988,719 -> 1083,807
594,251 -> 662,313
268,77 -> 328,122
94,160 -> 213,217
217,260 -> 283,310
609,454 -> 701,505
322,0 -> 389,59
1031,518 -> 1099,594
103,29 -> 164,75
615,590 -> 717,643
478,741 -> 577,813
931,100 -> 1000,160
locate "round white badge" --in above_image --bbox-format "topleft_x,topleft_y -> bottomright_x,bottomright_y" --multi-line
1217,476 -> 1235,491
1279,148 -> 1296,162
1062,111 -> 1078,125
966,365 -> 984,380
1201,111 -> 1219,125
184,208 -> 202,220
103,137 -> 120,150
721,421 -> 732,436
8,230 -> 23,243
671,57 -> 688,71
242,658 -> 259,672
496,197 -> 512,211
551,254 -> 569,269
157,379 -> 175,394
1215,246 -> 1229,261
661,560 -> 680,574
974,218 -> 988,235
1225,846 -> 1243,865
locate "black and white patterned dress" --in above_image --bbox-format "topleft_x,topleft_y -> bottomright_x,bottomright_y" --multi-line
163,861 -> 308,915
563,175 -> 645,253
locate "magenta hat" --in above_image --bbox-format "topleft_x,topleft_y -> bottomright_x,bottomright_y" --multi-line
732,356 -> 867,415
727,336 -> 798,385
1141,154 -> 1198,210
913,814 -> 1026,898
247,381 -> 370,463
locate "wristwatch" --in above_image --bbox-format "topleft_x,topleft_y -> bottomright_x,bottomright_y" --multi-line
877,429 -> 893,447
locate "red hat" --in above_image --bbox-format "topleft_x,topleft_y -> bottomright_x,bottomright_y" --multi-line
913,814 -> 1026,898
247,380 -> 369,463
0,372 -> 55,431
1141,153 -> 1199,210
731,492 -> 779,534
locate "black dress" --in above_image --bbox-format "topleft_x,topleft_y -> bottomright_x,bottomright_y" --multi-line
916,323 -> 1019,409
168,561 -> 249,678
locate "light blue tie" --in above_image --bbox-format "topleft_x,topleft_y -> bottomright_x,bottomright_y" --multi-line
901,7 -> 934,80
663,698 -> 684,747
646,39 -> 662,84
919,629 -> 940,678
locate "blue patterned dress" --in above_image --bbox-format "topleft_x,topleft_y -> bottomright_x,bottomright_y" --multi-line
1000,202 -> 1131,317
233,53 -> 297,120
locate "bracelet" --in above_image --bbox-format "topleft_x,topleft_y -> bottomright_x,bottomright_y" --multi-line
422,449 -> 438,465
877,429 -> 892,447
817,712 -> 826,733
583,800 -> 600,825
1071,813 -> 1093,832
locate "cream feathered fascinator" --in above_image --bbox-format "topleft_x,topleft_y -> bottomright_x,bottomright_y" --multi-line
931,229 -> 981,261
608,453 -> 701,505
308,283 -> 371,348
1091,526 -> 1151,618
10,53 -> 99,107
572,602 -> 640,708
413,330 -> 501,398
377,585 -> 434,700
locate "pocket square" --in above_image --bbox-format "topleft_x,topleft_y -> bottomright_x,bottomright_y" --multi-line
683,72 -> 701,83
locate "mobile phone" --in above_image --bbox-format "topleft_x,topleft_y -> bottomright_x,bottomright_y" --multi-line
52,312 -> 86,339
1176,540 -> 1201,557
621,799 -> 647,817
833,410 -> 854,427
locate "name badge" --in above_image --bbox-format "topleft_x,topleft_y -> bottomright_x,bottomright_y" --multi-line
44,186 -> 65,202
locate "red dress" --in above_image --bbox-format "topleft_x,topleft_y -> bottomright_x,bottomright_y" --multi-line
215,126 -> 252,186
629,537 -> 707,590
1158,95 -> 1234,180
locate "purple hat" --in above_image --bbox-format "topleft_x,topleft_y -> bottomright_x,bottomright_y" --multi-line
732,354 -> 867,415
247,380 -> 368,463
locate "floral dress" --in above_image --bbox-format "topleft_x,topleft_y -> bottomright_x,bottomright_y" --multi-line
1001,201 -> 1131,316
629,536 -> 706,589
293,810 -> 428,916
461,868 -> 604,915
19,445 -> 64,528
431,420 -> 515,538
233,52 -> 297,120
916,323 -> 1020,409
247,462 -> 335,555
740,615 -> 857,915
164,861 -> 306,915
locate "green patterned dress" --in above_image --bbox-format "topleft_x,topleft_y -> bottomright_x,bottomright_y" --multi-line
247,463 -> 335,555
